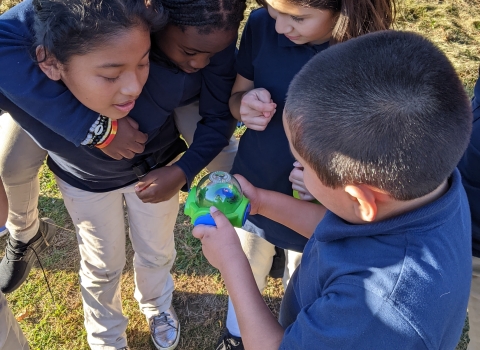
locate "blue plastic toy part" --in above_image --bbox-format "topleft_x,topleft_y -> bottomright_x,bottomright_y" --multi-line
193,213 -> 216,227
242,203 -> 251,226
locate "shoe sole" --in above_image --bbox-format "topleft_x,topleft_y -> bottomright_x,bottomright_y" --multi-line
151,323 -> 180,350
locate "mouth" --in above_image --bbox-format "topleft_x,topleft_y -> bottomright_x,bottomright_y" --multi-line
285,34 -> 301,41
113,100 -> 136,113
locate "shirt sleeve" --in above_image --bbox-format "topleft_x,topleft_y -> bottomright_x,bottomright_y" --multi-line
235,12 -> 255,81
279,283 -> 426,350
174,42 -> 237,188
458,77 -> 480,251
0,2 -> 98,146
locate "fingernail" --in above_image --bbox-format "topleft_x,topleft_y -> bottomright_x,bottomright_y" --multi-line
210,206 -> 219,213
135,185 -> 140,191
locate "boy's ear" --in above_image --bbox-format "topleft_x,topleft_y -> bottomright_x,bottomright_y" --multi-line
344,184 -> 377,222
36,46 -> 62,81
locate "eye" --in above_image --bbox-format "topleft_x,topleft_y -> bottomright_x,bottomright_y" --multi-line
291,15 -> 304,22
138,60 -> 150,68
103,76 -> 119,83
183,50 -> 197,56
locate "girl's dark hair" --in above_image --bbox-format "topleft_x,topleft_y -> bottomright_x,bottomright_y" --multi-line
33,0 -> 167,64
160,0 -> 247,34
257,0 -> 396,44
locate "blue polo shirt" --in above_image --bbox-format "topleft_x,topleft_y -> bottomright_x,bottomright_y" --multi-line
279,169 -> 471,349
231,8 -> 329,252
0,0 -> 237,191
459,76 -> 480,257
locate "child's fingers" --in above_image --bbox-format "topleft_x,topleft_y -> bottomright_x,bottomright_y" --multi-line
243,98 -> 276,113
209,207 -> 232,229
192,226 -> 206,240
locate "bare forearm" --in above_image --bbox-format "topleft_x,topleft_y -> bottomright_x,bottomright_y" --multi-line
257,189 -> 326,238
229,91 -> 246,121
220,253 -> 284,350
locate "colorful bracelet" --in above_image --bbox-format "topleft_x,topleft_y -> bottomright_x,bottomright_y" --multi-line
96,119 -> 118,149
82,115 -> 109,146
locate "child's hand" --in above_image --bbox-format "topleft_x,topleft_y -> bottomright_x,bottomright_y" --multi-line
233,174 -> 262,215
289,161 -> 315,202
192,207 -> 245,272
102,117 -> 148,160
135,165 -> 186,203
240,88 -> 277,131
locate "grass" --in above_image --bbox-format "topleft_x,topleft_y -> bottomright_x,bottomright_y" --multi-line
1,0 -> 479,349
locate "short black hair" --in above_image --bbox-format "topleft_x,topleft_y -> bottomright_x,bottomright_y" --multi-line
33,0 -> 167,64
285,30 -> 472,201
160,0 -> 247,34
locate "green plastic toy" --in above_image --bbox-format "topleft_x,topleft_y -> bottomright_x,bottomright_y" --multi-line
184,171 -> 251,227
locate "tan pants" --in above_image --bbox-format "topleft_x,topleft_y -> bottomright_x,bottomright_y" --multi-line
469,256 -> 480,349
0,291 -> 29,350
173,101 -> 238,173
226,222 -> 302,336
0,113 -> 46,243
56,177 -> 178,349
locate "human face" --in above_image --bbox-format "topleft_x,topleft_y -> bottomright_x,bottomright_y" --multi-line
265,0 -> 337,45
44,27 -> 151,120
154,25 -> 237,74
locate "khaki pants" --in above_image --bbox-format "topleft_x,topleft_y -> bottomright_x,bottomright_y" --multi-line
226,221 -> 302,335
56,177 -> 178,349
173,101 -> 238,173
0,113 -> 45,243
0,291 -> 29,350
469,256 -> 480,349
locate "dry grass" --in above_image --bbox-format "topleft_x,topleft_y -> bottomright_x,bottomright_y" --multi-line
0,0 -> 479,349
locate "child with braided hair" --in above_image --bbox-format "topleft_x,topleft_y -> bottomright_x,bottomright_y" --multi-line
0,0 -> 246,349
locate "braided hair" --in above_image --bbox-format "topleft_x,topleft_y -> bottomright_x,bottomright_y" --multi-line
161,0 -> 246,34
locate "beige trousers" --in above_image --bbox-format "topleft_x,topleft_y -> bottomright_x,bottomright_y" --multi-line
0,291 -> 29,350
468,256 -> 480,349
0,113 -> 45,243
56,177 -> 178,349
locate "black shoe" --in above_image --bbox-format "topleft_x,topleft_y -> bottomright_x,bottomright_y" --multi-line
0,218 -> 56,293
215,328 -> 244,350
269,246 -> 286,279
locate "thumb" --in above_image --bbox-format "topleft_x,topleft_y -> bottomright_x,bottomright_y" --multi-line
135,173 -> 156,192
209,206 -> 231,228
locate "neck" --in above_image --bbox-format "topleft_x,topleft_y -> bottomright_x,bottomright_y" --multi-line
377,180 -> 449,221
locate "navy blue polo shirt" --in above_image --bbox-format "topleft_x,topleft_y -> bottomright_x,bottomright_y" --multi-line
459,76 -> 480,257
231,8 -> 329,252
279,169 -> 471,349
0,0 -> 236,192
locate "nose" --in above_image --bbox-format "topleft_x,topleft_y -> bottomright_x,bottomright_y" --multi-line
189,55 -> 211,70
120,71 -> 143,98
275,15 -> 292,35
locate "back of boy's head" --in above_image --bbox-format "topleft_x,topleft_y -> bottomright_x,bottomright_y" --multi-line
33,0 -> 167,64
284,30 -> 472,201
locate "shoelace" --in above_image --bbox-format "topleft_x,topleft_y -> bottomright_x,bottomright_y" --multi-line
216,332 -> 241,350
5,235 -> 54,302
152,312 -> 177,331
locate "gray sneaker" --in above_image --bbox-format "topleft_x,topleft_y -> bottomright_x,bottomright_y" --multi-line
149,307 -> 180,350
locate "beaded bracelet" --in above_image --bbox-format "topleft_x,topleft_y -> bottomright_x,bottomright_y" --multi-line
87,117 -> 109,148
81,115 -> 109,146
96,120 -> 118,149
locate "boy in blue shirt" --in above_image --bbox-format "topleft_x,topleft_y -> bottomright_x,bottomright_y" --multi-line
193,30 -> 472,349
